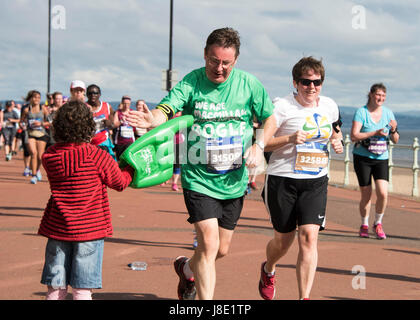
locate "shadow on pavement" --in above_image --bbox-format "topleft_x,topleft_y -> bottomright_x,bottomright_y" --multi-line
276,264 -> 420,283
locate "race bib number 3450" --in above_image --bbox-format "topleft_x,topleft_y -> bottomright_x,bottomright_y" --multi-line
206,136 -> 243,174
295,142 -> 329,175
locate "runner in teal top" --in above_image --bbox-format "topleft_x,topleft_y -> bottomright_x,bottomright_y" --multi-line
351,83 -> 399,241
352,104 -> 396,160
127,27 -> 277,301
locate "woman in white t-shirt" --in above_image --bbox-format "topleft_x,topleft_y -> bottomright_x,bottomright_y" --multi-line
258,56 -> 343,300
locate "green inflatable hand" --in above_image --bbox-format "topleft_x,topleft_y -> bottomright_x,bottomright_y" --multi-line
119,115 -> 194,188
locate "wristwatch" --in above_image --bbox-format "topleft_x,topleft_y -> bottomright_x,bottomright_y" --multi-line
390,127 -> 398,134
255,140 -> 264,150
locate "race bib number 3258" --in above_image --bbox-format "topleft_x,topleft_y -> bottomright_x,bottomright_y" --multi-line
295,142 -> 329,175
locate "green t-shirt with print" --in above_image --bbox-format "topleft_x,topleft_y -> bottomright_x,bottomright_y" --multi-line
158,67 -> 273,199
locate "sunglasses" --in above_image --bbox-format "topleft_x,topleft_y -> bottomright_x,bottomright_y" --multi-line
87,91 -> 100,95
298,78 -> 323,87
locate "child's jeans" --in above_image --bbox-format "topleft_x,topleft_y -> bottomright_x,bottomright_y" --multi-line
41,238 -> 104,290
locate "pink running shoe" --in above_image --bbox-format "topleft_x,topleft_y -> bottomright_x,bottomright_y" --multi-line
359,225 -> 369,238
172,183 -> 179,191
258,262 -> 275,300
373,223 -> 386,239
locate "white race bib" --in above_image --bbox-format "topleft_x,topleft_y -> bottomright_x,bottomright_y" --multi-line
367,137 -> 388,155
295,142 -> 329,175
120,125 -> 134,139
206,136 -> 243,174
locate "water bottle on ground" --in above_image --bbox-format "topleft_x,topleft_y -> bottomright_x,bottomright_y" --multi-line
128,261 -> 147,270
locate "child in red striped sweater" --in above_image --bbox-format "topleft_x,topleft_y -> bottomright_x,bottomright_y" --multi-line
38,100 -> 134,300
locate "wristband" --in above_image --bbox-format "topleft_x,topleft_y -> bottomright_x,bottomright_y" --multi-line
255,140 -> 264,150
390,127 -> 398,134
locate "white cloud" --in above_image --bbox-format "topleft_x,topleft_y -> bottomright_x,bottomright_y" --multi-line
249,34 -> 287,59
0,0 -> 420,112
369,48 -> 393,60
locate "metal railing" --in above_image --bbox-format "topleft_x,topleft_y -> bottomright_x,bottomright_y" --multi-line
328,135 -> 420,197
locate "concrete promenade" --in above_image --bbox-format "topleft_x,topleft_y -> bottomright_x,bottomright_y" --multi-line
0,152 -> 419,301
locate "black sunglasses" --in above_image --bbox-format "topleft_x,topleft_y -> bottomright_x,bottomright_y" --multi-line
87,91 -> 100,95
298,78 -> 323,87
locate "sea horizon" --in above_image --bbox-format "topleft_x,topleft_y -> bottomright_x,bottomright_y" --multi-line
2,100 -> 417,168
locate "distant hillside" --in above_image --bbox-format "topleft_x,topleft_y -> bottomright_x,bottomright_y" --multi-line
339,105 -> 420,118
338,106 -> 420,130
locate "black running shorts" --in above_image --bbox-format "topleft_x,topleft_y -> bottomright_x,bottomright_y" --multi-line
353,153 -> 389,187
262,175 -> 328,233
183,189 -> 244,230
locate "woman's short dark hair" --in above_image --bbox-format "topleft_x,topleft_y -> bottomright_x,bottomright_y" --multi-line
205,27 -> 241,57
367,83 -> 387,105
52,100 -> 96,143
292,56 -> 325,83
52,91 -> 63,99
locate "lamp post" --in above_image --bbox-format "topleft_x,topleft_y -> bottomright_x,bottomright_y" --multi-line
166,0 -> 173,92
47,0 -> 51,94
162,0 -> 177,91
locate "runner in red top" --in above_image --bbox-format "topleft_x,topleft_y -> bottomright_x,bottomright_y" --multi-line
86,84 -> 116,160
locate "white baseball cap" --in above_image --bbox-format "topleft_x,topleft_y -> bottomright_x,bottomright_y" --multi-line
70,80 -> 86,91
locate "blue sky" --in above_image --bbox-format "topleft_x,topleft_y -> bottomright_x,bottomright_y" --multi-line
1,0 -> 420,111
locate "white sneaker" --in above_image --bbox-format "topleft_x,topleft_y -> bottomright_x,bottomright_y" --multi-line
23,167 -> 31,176
30,176 -> 38,184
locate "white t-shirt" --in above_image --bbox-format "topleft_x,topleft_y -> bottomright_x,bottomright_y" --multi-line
266,93 -> 339,179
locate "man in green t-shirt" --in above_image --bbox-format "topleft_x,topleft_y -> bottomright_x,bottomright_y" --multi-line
127,27 -> 276,300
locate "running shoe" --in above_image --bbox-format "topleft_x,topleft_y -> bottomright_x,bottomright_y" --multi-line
193,232 -> 198,249
373,223 -> 386,240
6,153 -> 12,161
258,261 -> 276,300
172,183 -> 179,191
174,256 -> 196,300
30,176 -> 38,184
36,170 -> 42,181
23,167 -> 31,177
250,181 -> 258,190
359,225 -> 369,238
246,183 -> 252,195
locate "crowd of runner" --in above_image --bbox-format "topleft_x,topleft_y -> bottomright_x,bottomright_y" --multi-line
0,86 -> 157,185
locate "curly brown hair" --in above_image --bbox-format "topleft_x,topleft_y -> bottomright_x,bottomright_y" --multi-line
52,100 -> 96,143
